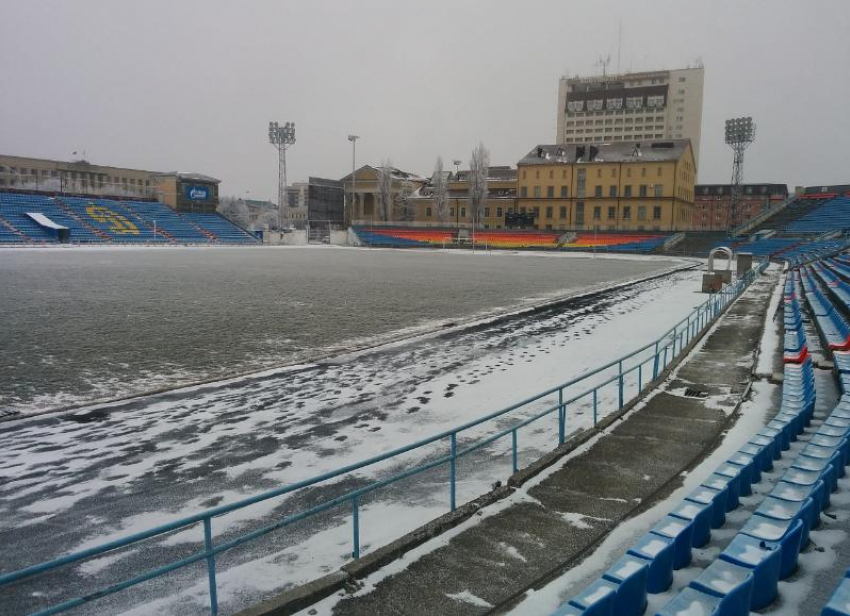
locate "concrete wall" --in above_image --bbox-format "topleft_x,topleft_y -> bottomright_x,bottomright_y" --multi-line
263,230 -> 308,246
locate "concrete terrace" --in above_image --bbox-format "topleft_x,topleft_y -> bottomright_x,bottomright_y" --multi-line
243,269 -> 780,616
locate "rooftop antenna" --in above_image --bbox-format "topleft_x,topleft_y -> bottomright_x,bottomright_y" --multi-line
617,22 -> 622,75
596,54 -> 611,81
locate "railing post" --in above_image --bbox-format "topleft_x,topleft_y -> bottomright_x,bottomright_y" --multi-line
653,340 -> 660,380
592,388 -> 598,425
351,495 -> 360,559
672,328 -> 678,357
638,363 -> 643,391
203,518 -> 219,616
663,343 -> 668,368
685,314 -> 691,345
618,360 -> 624,409
558,387 -> 565,445
449,433 -> 457,512
511,429 -> 518,473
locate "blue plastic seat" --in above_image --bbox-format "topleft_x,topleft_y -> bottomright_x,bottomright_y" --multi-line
728,451 -> 760,484
551,601 -> 584,615
755,495 -> 818,543
740,442 -> 773,472
566,578 -> 617,616
628,533 -> 674,593
688,559 -> 753,616
686,485 -> 727,529
601,554 -> 648,616
702,473 -> 740,511
670,500 -> 712,548
655,587 -> 723,616
822,576 -> 850,616
651,515 -> 694,570
739,516 -> 804,579
719,533 -> 781,609
716,463 -> 752,497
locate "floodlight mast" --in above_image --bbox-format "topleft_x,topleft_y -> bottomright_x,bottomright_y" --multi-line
348,135 -> 359,226
268,121 -> 297,230
724,116 -> 756,233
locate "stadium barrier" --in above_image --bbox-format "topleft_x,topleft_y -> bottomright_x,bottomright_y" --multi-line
0,262 -> 768,616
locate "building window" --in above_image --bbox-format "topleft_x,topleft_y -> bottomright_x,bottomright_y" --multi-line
653,206 -> 662,220
609,186 -> 617,198
484,207 -> 490,217
577,169 -> 586,198
639,185 -> 648,197
545,206 -> 553,218
626,168 -> 632,178
450,208 -> 455,216
426,207 -> 432,217
522,170 -> 526,179
576,202 -> 585,224
593,206 -> 601,220
560,186 -> 568,198
460,207 -> 466,217
608,206 -> 616,220
623,206 -> 631,219
560,206 -> 567,218
534,186 -> 541,198
654,185 -> 663,197
533,206 -> 540,217
638,206 -> 646,220
547,186 -> 554,198
497,207 -> 503,217
624,185 -> 632,198
594,185 -> 602,197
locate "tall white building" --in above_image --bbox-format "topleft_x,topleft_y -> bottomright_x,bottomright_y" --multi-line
556,65 -> 705,169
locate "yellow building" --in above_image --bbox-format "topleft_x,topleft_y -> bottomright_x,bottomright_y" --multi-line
411,166 -> 516,229
515,140 -> 696,232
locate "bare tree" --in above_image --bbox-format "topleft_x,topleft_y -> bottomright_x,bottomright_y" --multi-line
395,177 -> 416,222
432,157 -> 449,223
376,161 -> 394,222
468,143 -> 490,228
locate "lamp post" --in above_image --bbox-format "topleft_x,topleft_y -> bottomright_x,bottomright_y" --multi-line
724,117 -> 755,234
268,121 -> 296,231
452,160 -> 462,239
348,135 -> 359,227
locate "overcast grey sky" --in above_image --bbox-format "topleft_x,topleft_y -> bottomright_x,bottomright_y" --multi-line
1,0 -> 848,201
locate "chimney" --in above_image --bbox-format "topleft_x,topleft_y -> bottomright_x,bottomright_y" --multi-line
632,142 -> 642,158
537,147 -> 544,158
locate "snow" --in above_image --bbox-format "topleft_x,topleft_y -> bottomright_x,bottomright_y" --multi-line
2,264 -> 716,615
445,590 -> 494,608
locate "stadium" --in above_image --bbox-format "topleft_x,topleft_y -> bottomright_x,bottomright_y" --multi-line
5,3 -> 850,616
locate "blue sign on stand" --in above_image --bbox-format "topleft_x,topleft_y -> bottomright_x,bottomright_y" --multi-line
185,185 -> 210,200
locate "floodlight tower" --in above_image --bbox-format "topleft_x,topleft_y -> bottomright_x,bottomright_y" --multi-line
348,135 -> 359,225
724,116 -> 756,232
268,121 -> 297,229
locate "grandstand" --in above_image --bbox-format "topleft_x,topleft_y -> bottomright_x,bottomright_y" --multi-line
352,226 -> 671,253
551,249 -> 850,616
0,191 -> 259,245
562,232 -> 669,253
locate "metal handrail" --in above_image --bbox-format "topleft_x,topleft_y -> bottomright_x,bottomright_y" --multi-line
0,263 -> 767,616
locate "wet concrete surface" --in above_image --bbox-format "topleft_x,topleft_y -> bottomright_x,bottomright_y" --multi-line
322,270 -> 779,616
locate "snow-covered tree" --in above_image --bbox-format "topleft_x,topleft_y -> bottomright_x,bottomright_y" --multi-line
395,178 -> 415,222
376,162 -> 394,222
468,143 -> 490,227
432,157 -> 449,223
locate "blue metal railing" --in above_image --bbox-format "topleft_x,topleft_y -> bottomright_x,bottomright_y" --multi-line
0,262 -> 767,616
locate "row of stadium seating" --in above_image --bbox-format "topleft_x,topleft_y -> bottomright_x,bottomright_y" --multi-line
351,226 -> 670,253
553,263 -> 850,615
786,196 -> 850,235
0,191 -> 259,245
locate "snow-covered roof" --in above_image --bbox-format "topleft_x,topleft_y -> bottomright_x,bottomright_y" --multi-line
152,171 -> 221,183
518,139 -> 691,165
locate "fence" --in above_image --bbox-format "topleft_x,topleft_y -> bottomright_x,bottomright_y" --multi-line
0,262 -> 767,616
